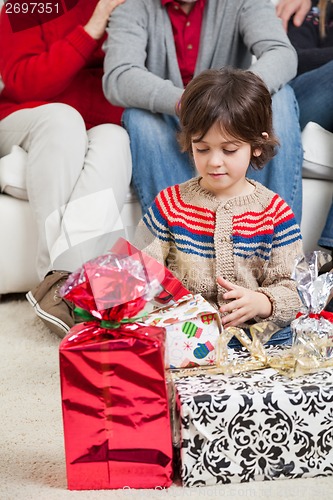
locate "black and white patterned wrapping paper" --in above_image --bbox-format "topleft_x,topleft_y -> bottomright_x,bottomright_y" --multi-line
174,353 -> 333,486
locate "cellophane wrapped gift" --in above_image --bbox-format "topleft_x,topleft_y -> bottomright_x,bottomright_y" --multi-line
59,238 -> 190,490
289,251 -> 333,374
142,293 -> 222,369
196,251 -> 333,379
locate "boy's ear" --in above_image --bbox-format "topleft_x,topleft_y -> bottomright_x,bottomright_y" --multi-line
253,148 -> 262,157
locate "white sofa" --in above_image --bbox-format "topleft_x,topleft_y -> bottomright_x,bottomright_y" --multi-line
0,120 -> 332,296
299,122 -> 333,256
0,185 -> 142,295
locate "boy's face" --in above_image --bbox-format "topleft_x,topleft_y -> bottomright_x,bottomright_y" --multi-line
191,122 -> 261,200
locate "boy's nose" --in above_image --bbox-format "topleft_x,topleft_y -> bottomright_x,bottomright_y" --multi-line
209,150 -> 224,167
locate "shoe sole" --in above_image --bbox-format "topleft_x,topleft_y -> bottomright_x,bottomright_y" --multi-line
26,290 -> 71,338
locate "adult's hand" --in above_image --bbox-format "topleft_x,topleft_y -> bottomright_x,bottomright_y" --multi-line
275,0 -> 311,31
84,0 -> 126,40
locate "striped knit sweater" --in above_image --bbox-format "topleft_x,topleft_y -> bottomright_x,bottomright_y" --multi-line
135,178 -> 304,327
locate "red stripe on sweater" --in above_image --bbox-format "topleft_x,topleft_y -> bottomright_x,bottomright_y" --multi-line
233,195 -> 282,222
173,185 -> 215,216
234,213 -> 294,235
156,186 -> 216,231
233,195 -> 294,228
154,195 -> 214,236
166,186 -> 215,221
233,211 -> 294,231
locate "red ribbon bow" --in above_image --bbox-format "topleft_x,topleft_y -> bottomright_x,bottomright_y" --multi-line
296,310 -> 333,323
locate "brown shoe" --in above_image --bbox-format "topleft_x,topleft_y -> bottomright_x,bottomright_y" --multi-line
26,270 -> 75,338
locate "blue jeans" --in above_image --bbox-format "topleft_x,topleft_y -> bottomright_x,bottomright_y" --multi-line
227,325 -> 292,349
123,85 -> 303,224
290,60 -> 333,249
290,60 -> 333,133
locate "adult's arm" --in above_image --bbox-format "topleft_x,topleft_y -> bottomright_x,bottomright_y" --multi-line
0,0 -> 124,102
238,0 -> 298,94
0,9 -> 99,102
102,0 -> 183,115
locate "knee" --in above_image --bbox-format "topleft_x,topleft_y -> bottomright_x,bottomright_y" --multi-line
122,108 -> 157,138
88,124 -> 132,182
90,123 -> 130,149
122,108 -> 179,148
273,84 -> 295,103
35,104 -> 86,148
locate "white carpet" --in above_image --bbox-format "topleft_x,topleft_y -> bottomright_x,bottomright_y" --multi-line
1,294 -> 333,500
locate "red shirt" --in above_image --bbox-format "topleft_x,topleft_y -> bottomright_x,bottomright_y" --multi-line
162,0 -> 206,86
0,0 -> 123,128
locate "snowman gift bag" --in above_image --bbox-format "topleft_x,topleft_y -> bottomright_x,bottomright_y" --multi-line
142,294 -> 222,368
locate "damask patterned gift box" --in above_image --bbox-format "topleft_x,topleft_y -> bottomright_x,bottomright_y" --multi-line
173,349 -> 333,486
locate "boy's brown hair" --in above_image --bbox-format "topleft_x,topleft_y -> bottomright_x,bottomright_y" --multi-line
177,67 -> 279,169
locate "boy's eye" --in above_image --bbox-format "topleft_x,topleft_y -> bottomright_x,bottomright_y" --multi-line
194,147 -> 239,154
223,149 -> 238,154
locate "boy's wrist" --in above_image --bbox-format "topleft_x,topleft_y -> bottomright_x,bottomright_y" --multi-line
256,291 -> 273,319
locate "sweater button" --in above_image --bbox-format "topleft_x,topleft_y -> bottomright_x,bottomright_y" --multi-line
224,202 -> 232,210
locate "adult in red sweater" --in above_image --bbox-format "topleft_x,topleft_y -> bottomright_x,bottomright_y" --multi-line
0,0 -> 132,337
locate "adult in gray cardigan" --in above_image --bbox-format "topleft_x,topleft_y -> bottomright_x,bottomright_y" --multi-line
103,0 -> 303,223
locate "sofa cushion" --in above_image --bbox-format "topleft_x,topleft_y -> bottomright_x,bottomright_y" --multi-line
302,122 -> 333,181
0,145 -> 28,200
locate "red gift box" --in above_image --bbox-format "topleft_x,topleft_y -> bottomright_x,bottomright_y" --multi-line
60,321 -> 173,490
58,238 -> 190,490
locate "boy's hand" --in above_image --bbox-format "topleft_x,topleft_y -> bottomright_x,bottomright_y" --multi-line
217,277 -> 272,328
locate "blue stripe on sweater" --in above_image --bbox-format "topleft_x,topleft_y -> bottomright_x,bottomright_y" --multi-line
233,233 -> 274,246
273,230 -> 302,246
143,207 -> 215,257
234,232 -> 302,260
233,217 -> 301,253
143,213 -> 170,243
274,220 -> 301,235
234,249 -> 271,261
145,203 -> 215,243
